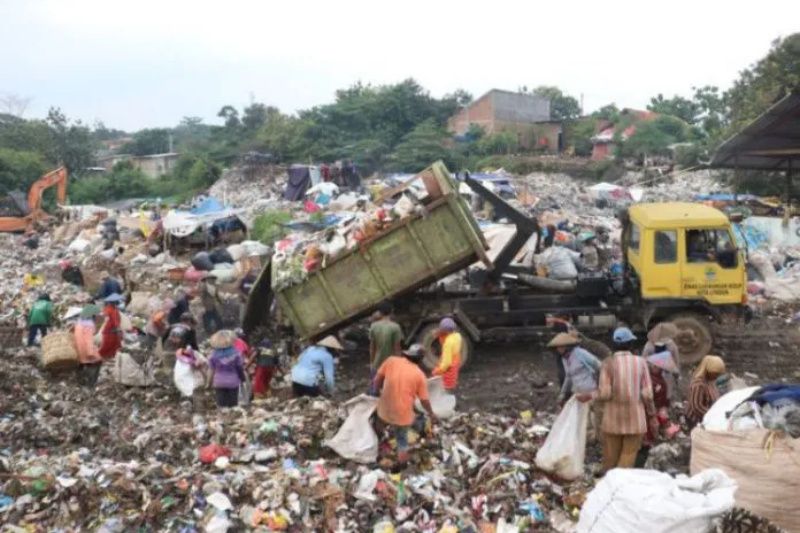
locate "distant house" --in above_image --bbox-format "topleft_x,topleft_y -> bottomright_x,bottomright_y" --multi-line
447,89 -> 563,152
97,152 -> 180,178
591,109 -> 657,160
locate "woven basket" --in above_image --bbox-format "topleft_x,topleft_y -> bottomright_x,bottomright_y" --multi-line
41,331 -> 79,370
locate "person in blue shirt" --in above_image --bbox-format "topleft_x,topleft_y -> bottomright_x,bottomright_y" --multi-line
94,272 -> 123,302
290,335 -> 343,397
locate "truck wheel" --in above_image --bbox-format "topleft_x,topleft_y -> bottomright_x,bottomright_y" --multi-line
667,313 -> 712,365
416,323 -> 472,371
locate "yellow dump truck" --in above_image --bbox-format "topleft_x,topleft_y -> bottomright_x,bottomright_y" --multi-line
246,163 -> 749,366
619,202 -> 749,361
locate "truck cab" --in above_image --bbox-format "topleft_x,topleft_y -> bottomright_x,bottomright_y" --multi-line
621,202 -> 748,361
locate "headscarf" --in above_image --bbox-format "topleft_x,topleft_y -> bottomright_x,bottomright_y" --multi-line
693,355 -> 725,380
439,317 -> 456,332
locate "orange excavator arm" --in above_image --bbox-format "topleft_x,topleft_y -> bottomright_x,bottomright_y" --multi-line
27,166 -> 68,212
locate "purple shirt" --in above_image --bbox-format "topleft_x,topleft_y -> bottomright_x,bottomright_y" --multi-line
209,347 -> 244,389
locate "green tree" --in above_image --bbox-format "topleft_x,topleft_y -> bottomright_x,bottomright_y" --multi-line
647,94 -> 700,124
0,115 -> 53,155
255,110 -> 309,162
0,148 -> 47,193
532,86 -> 581,120
724,34 -> 800,135
45,108 -> 96,172
174,116 -> 213,152
387,119 -> 451,172
691,85 -> 727,141
591,104 -> 620,122
242,103 -> 270,131
123,128 -> 171,155
170,153 -> 222,189
217,105 -> 241,129
476,131 -> 517,155
565,118 -> 597,156
92,121 -> 127,142
623,116 -> 692,158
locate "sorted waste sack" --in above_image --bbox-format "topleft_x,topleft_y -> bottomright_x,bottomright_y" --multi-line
691,428 -> 800,532
326,394 -> 379,464
174,355 -> 207,397
41,330 -> 79,370
415,376 -> 456,419
534,396 -> 588,480
114,352 -> 154,386
577,468 -> 736,533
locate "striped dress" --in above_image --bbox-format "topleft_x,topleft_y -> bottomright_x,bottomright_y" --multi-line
596,351 -> 656,435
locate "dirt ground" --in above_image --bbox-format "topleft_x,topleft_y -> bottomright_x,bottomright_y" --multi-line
335,313 -> 800,417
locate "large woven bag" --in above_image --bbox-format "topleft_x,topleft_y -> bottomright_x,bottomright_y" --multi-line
41,331 -> 79,370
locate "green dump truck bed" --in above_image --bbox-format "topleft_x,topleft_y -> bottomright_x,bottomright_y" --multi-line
272,162 -> 489,340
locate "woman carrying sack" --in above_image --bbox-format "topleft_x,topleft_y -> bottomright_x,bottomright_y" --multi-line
74,304 -> 103,387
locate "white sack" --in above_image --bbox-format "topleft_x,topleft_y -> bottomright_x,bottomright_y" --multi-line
326,394 -> 379,464
577,468 -> 737,533
416,376 -> 456,419
174,358 -> 206,397
534,396 -> 588,480
114,352 -> 154,386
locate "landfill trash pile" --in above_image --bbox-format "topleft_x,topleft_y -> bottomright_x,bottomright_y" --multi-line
208,166 -> 287,209
0,350 -> 599,531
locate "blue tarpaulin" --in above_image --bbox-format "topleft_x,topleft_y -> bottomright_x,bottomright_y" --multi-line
191,197 -> 225,215
732,223 -> 769,251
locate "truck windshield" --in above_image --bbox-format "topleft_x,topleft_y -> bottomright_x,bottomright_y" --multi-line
686,229 -> 737,268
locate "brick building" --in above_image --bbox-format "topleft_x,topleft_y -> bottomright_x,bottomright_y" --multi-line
447,89 -> 562,152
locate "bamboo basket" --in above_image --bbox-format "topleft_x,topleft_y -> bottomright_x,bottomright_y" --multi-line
41,330 -> 79,370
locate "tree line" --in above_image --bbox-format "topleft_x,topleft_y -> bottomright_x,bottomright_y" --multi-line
0,33 -> 797,204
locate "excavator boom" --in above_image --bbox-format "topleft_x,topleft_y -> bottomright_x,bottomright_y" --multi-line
27,166 -> 68,212
0,166 -> 69,232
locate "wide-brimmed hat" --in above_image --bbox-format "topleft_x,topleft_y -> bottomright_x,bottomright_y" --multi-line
80,304 -> 101,318
647,322 -> 679,344
547,332 -> 580,348
209,330 -> 235,349
317,335 -> 344,351
104,293 -> 123,303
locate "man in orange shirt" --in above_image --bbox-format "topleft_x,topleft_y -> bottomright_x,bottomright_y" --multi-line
373,344 -> 437,464
432,317 -> 461,390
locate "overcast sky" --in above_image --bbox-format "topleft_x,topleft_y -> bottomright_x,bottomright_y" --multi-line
1,0 -> 798,131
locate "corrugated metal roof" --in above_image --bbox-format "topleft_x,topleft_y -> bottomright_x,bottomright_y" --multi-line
711,92 -> 800,171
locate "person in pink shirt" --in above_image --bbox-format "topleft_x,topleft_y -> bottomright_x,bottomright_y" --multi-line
74,304 -> 103,387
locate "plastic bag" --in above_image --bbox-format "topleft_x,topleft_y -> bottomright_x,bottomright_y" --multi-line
114,352 -> 154,386
577,468 -> 736,533
415,377 -> 456,419
174,359 -> 205,397
238,375 -> 252,406
326,395 -> 379,464
534,396 -> 588,480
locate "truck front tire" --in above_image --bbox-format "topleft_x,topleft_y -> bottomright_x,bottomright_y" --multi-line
416,322 -> 473,371
667,313 -> 713,365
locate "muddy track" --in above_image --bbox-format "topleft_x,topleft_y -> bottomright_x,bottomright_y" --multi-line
336,315 -> 800,416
